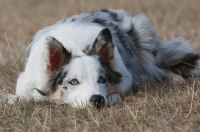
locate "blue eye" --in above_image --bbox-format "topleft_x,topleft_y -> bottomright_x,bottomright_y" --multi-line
69,79 -> 79,85
98,76 -> 106,83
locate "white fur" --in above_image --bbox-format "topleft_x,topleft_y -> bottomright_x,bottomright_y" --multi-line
61,56 -> 109,107
14,22 -> 125,107
2,9 -> 199,108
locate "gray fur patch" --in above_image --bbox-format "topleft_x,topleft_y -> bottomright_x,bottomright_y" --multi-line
27,9 -> 200,92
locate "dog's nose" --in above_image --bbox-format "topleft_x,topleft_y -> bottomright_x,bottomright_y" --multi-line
90,94 -> 105,109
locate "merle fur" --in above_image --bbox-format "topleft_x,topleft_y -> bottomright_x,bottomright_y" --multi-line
26,9 -> 200,95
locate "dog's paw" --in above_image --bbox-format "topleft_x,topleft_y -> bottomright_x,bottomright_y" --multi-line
0,94 -> 18,104
107,93 -> 122,104
168,73 -> 185,84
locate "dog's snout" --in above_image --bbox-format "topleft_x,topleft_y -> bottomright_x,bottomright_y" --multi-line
90,94 -> 105,109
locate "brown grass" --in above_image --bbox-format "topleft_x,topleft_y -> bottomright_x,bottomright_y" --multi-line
0,0 -> 200,131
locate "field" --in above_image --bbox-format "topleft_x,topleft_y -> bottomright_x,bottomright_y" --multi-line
0,0 -> 200,131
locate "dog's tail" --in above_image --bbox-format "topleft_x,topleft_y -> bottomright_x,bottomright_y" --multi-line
160,38 -> 200,77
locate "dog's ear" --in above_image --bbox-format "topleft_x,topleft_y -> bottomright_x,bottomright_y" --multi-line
91,28 -> 122,86
46,36 -> 71,73
36,37 -> 71,98
91,28 -> 114,66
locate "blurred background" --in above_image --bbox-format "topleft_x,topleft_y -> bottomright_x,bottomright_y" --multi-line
0,1 -> 200,131
0,0 -> 200,68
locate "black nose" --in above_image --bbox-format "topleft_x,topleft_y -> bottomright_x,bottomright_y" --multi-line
90,94 -> 105,109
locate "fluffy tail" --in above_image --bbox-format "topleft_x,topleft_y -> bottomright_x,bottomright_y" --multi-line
160,38 -> 200,77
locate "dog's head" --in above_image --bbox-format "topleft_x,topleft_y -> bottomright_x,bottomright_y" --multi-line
36,28 -> 122,108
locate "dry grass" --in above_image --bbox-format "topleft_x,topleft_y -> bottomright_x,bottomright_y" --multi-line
0,0 -> 200,131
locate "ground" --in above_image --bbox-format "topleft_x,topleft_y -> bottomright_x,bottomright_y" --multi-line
0,0 -> 200,131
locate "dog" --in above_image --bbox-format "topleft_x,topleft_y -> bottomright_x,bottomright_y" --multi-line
3,9 -> 200,108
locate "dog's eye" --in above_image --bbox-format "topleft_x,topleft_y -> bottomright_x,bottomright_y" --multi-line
98,76 -> 106,83
69,79 -> 79,85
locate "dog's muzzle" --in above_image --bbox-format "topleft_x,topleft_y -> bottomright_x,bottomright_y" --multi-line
90,94 -> 105,109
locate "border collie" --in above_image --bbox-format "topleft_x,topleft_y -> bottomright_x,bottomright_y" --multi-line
3,9 -> 200,108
